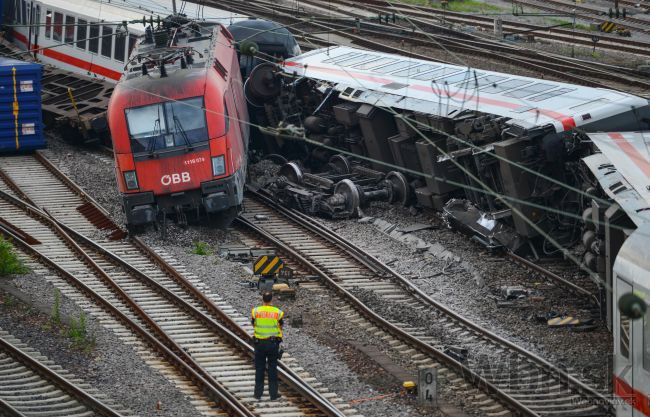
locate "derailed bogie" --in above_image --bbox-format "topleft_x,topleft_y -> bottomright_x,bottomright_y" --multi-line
249,46 -> 650,256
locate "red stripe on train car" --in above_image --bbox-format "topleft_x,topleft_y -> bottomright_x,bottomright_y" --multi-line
283,61 -> 577,131
11,30 -> 121,81
608,132 -> 650,177
614,375 -> 650,416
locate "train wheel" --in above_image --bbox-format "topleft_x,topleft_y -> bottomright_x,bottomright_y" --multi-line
329,155 -> 351,174
334,179 -> 360,217
279,162 -> 304,184
386,171 -> 410,206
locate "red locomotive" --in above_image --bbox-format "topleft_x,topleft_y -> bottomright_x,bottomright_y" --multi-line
108,16 -> 249,230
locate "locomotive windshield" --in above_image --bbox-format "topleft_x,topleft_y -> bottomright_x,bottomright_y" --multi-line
125,97 -> 209,154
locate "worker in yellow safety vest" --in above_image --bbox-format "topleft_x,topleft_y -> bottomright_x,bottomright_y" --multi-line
251,291 -> 284,400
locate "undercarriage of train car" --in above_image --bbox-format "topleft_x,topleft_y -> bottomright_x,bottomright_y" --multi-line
247,64 -> 593,256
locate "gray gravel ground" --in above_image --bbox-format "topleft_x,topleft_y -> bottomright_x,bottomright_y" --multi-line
316,202 -> 611,389
39,136 -> 444,416
0,268 -> 199,417
142,232 -> 438,417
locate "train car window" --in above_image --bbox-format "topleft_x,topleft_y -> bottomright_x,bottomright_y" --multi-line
13,0 -> 18,23
334,54 -> 377,67
101,26 -> 113,58
52,12 -> 62,42
76,19 -> 87,49
88,24 -> 99,53
413,67 -> 461,81
435,71 -> 484,85
569,98 -> 610,111
353,57 -> 396,70
21,0 -> 26,24
392,64 -> 440,77
125,97 -> 209,154
114,33 -> 126,62
455,75 -> 505,90
373,61 -> 419,74
35,6 -> 41,35
64,15 -> 75,44
480,79 -> 530,94
323,52 -> 357,63
527,87 -> 576,102
45,9 -> 51,38
620,314 -> 630,359
503,83 -> 555,98
128,35 -> 137,57
643,310 -> 650,372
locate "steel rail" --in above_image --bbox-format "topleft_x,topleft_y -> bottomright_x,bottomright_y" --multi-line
126,238 -> 346,417
234,214 -> 539,417
0,190 -> 253,417
295,0 -> 650,89
217,0 -> 650,93
0,398 -> 24,417
57,221 -> 347,417
513,0 -> 650,30
506,252 -> 600,305
0,336 -> 124,417
2,154 -> 348,417
312,0 -> 650,55
242,189 -> 613,414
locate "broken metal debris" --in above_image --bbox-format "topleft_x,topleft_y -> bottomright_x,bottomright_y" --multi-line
220,246 -> 276,262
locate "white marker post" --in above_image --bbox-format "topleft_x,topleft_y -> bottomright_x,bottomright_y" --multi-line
417,367 -> 437,408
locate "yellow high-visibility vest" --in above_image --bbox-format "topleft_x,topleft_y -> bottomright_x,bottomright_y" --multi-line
252,305 -> 284,339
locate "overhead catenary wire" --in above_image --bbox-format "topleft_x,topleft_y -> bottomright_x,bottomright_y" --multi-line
5,0 -> 643,295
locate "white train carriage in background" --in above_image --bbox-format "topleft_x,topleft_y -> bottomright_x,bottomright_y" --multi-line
612,222 -> 650,417
3,0 -> 246,82
585,132 -> 650,417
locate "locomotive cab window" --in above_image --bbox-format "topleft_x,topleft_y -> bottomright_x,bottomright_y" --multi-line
125,97 -> 209,154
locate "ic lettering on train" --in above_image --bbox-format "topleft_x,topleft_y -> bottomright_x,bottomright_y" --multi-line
161,172 -> 191,186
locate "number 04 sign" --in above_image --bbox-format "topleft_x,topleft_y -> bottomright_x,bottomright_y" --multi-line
418,367 -> 437,407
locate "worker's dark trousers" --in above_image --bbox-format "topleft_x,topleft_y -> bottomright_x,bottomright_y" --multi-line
254,339 -> 280,399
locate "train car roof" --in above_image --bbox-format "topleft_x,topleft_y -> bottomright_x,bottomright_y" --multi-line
587,132 -> 650,221
39,0 -> 148,31
38,0 -> 247,32
282,46 -> 649,134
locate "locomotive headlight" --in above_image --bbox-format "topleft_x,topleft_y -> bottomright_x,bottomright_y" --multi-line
123,171 -> 139,190
212,155 -> 225,176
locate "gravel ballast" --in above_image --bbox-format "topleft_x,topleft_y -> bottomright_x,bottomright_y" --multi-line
0,267 -> 199,417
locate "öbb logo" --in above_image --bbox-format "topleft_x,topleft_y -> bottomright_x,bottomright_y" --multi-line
161,172 -> 191,186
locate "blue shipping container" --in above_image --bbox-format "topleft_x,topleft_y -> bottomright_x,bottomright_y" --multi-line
0,57 -> 45,152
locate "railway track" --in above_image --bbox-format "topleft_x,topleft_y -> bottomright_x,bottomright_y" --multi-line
214,0 -> 650,95
236,190 -> 612,417
348,0 -> 650,56
0,328 -> 129,417
0,153 -> 357,417
506,253 -> 602,308
514,0 -> 650,32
